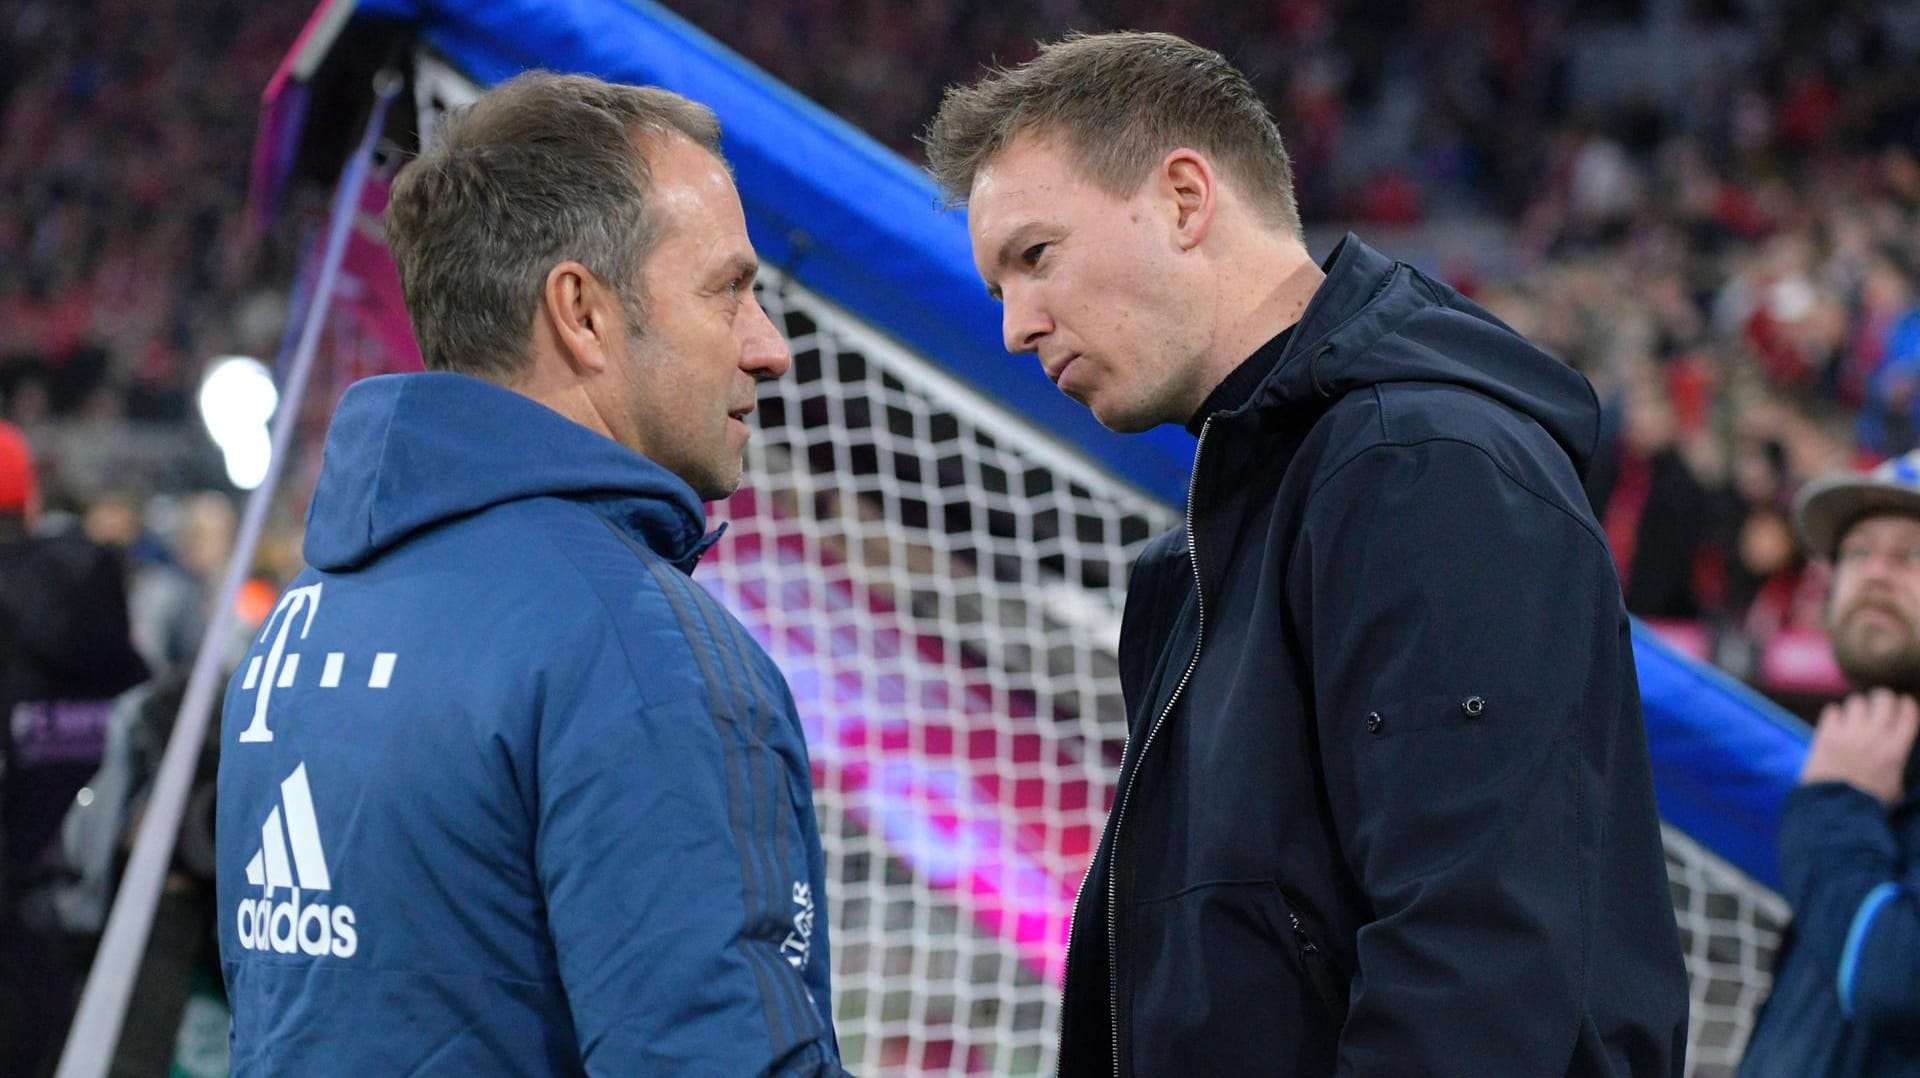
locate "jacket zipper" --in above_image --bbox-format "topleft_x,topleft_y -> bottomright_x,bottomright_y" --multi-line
1288,907 -> 1339,1015
1054,834 -> 1095,1076
1093,417 -> 1213,1078
1287,908 -> 1318,958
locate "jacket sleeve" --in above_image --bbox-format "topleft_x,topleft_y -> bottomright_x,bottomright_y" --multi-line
532,626 -> 842,1077
1776,782 -> 1920,1031
1293,437 -> 1659,1075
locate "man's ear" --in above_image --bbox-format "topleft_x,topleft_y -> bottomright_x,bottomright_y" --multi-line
1161,148 -> 1218,251
541,261 -> 619,375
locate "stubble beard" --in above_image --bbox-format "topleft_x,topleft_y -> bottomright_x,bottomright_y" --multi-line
1831,597 -> 1920,694
620,321 -> 741,504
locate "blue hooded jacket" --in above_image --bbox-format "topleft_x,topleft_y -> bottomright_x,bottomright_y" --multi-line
1739,783 -> 1920,1076
215,372 -> 843,1076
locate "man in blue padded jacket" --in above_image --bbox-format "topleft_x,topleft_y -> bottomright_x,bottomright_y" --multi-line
215,72 -> 847,1076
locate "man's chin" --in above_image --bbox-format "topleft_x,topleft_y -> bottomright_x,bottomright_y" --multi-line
1835,638 -> 1920,694
695,473 -> 744,504
676,457 -> 745,504
1087,397 -> 1162,435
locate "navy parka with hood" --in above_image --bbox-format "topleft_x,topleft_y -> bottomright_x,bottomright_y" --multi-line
216,373 -> 845,1076
1056,237 -> 1689,1076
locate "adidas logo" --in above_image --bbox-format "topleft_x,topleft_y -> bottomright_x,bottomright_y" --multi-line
234,762 -> 358,959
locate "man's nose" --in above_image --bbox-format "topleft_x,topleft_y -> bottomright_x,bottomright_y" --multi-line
1001,283 -> 1050,356
741,292 -> 791,381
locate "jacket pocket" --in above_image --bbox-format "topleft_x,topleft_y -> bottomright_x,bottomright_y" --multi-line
1351,689 -> 1555,814
1358,690 -> 1504,741
1125,880 -> 1345,1074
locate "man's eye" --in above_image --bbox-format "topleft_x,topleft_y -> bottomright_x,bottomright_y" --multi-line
1022,243 -> 1048,267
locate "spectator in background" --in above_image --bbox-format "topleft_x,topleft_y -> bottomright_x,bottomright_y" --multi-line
147,491 -> 234,666
89,490 -> 236,674
1861,276 -> 1920,458
1740,450 -> 1920,1075
1586,367 -> 1717,619
1722,437 -> 1805,645
0,420 -> 149,1078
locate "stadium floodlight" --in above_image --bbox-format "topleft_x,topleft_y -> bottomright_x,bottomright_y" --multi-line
198,355 -> 278,490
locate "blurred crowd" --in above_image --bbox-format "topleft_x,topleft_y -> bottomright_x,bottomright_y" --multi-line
0,0 -> 304,431
3,0 -> 1920,1072
3,0 -> 1920,675
673,0 -> 1920,685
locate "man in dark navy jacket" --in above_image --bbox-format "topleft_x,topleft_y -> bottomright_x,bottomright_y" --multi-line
1739,451 -> 1920,1076
927,31 -> 1688,1076
216,73 -> 846,1075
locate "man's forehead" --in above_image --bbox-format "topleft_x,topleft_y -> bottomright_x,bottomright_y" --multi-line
968,148 -> 1090,260
966,165 -> 1032,240
969,198 -> 1050,251
1841,512 -> 1920,545
642,133 -> 741,208
971,134 -> 1077,202
648,147 -> 750,245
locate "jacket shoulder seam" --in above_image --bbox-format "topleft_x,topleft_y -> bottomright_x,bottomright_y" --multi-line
1305,434 -> 1608,554
533,504 -> 680,711
364,392 -> 403,555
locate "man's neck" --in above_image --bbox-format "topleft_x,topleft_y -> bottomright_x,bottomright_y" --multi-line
1185,238 -> 1325,416
506,349 -> 624,448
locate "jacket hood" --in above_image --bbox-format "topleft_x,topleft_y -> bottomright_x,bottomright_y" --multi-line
303,372 -> 712,573
1236,234 -> 1601,474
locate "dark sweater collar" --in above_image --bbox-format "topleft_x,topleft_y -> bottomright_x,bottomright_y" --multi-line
1186,324 -> 1294,435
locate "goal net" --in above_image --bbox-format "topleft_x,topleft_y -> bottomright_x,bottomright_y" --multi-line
698,269 -> 1167,1073
697,268 -> 1791,1075
1664,826 -> 1789,1076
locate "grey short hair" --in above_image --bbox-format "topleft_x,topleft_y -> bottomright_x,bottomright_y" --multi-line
386,71 -> 722,379
922,31 -> 1300,236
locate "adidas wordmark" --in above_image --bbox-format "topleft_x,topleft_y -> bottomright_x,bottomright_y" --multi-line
235,762 -> 358,959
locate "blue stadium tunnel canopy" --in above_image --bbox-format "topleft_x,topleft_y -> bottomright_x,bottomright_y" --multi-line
255,0 -> 1198,507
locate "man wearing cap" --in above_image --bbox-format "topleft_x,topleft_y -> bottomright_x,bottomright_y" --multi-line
1739,450 -> 1920,1076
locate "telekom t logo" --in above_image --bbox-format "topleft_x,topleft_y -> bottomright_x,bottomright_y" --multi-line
237,583 -> 397,744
